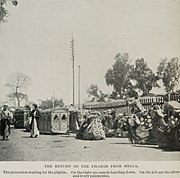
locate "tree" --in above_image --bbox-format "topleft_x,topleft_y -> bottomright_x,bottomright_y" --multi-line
7,92 -> 28,106
0,0 -> 18,22
5,72 -> 31,107
157,57 -> 180,93
130,58 -> 159,96
39,98 -> 64,110
86,83 -> 105,102
105,53 -> 134,98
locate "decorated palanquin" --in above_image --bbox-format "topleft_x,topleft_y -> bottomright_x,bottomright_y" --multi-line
76,112 -> 105,140
39,109 -> 68,134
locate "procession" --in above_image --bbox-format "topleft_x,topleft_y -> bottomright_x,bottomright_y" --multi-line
0,93 -> 180,161
0,0 -> 180,162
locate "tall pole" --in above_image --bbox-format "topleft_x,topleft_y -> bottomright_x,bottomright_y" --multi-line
78,65 -> 81,109
70,36 -> 75,106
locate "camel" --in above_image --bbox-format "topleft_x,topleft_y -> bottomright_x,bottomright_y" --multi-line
127,99 -> 180,150
76,112 -> 106,140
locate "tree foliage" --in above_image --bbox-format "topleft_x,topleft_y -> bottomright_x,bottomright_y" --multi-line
5,72 -> 31,107
105,53 -> 160,98
0,0 -> 18,22
105,53 -> 133,98
0,0 -> 8,22
130,58 -> 159,96
86,83 -> 105,102
157,57 -> 180,93
39,98 -> 64,110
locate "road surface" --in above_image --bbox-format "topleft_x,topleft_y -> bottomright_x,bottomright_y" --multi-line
0,127 -> 180,161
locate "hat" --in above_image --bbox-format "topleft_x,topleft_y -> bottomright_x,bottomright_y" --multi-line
32,103 -> 38,108
3,104 -> 8,107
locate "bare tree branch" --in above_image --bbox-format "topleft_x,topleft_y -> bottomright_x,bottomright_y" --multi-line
5,72 -> 31,107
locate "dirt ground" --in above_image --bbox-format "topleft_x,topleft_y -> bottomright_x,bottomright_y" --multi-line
0,127 -> 180,161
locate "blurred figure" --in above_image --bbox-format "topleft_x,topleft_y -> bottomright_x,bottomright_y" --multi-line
103,110 -> 113,129
111,109 -> 116,121
29,103 -> 41,138
0,104 -> 11,141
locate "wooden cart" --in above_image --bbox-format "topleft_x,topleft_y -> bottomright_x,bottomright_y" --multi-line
14,109 -> 29,129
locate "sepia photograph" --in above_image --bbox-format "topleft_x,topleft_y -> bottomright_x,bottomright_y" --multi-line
0,0 -> 180,164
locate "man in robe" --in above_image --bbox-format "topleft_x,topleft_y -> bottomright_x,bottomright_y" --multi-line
0,104 -> 11,141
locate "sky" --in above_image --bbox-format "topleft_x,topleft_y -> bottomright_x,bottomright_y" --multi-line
0,0 -> 180,106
